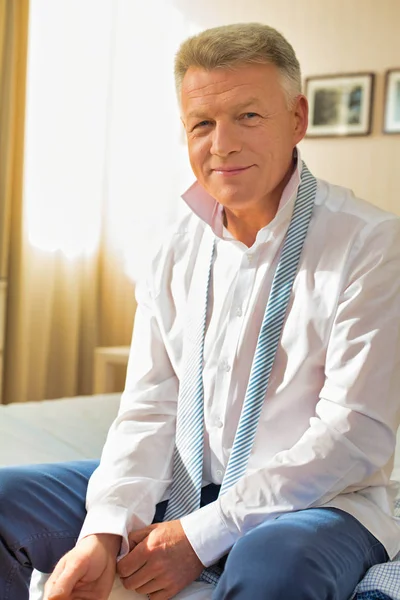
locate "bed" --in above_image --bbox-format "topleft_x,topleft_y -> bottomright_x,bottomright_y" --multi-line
0,393 -> 399,599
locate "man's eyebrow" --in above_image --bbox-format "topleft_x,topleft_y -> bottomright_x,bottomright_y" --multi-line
186,98 -> 262,120
186,109 -> 211,120
234,98 -> 263,111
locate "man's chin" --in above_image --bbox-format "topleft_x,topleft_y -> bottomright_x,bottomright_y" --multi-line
207,185 -> 250,207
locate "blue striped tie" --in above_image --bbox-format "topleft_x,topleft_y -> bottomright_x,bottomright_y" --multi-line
220,164 -> 316,495
164,233 -> 215,521
165,163 -> 317,582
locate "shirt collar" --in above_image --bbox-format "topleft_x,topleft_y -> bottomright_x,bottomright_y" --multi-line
181,148 -> 303,241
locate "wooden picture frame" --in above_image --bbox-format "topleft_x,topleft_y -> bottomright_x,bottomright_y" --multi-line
305,73 -> 375,138
383,69 -> 400,134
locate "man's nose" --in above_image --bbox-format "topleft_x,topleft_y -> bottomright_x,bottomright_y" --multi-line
210,121 -> 241,157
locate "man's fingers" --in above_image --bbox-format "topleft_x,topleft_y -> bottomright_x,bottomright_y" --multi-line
148,588 -> 174,600
45,556 -> 67,589
45,578 -> 66,600
128,526 -> 152,547
44,556 -> 67,599
117,542 -> 147,578
135,578 -> 164,595
51,557 -> 67,580
121,566 -> 159,593
45,556 -> 89,599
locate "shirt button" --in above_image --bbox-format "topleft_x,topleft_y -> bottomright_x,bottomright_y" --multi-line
235,307 -> 243,317
216,469 -> 224,479
247,254 -> 254,262
219,360 -> 231,372
215,418 -> 223,428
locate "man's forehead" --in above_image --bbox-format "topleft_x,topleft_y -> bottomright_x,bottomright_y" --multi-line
180,63 -> 279,110
183,63 -> 274,89
182,66 -> 235,90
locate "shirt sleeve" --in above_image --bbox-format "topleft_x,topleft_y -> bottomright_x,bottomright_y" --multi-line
79,274 -> 178,557
182,217 -> 400,566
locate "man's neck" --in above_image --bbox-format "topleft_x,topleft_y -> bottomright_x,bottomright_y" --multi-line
223,163 -> 295,247
223,198 -> 280,247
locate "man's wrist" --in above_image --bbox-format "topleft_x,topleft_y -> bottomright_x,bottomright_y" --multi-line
86,533 -> 122,557
177,520 -> 205,567
181,501 -> 236,567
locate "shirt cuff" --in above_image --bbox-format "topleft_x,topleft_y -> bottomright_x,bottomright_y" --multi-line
78,504 -> 130,558
180,500 -> 236,567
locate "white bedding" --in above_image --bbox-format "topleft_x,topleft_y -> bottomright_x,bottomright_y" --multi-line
0,393 -> 399,600
0,393 -> 121,466
0,394 -> 214,599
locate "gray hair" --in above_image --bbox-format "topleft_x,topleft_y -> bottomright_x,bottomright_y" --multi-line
175,22 -> 302,107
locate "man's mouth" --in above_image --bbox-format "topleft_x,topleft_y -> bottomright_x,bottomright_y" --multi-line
212,165 -> 253,176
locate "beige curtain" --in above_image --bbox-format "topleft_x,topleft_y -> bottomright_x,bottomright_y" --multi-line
0,0 -> 29,403
4,236 -> 135,404
0,0 -> 28,280
0,1 -> 136,404
1,0 -> 199,404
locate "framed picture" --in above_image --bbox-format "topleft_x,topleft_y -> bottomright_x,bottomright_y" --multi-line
305,73 -> 375,137
383,69 -> 400,134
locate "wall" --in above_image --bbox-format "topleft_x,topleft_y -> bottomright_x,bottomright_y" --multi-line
174,0 -> 400,215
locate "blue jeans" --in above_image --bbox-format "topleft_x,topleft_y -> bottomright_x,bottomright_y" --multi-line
0,460 -> 388,600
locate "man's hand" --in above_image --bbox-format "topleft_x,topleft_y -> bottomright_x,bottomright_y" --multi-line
117,520 -> 204,600
44,533 -> 121,600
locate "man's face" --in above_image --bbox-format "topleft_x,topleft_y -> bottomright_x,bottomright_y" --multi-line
180,62 -> 308,210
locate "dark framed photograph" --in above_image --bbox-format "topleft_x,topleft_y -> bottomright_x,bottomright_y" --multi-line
305,73 -> 375,137
383,69 -> 400,134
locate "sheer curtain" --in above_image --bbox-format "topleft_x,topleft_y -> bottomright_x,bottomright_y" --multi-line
3,0 -> 197,403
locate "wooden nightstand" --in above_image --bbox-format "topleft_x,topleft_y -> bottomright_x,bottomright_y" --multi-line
93,346 -> 130,394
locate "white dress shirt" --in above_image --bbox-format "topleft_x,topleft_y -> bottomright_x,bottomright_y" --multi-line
80,154 -> 400,567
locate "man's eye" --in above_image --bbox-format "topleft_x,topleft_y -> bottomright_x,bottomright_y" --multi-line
194,120 -> 211,129
243,112 -> 259,119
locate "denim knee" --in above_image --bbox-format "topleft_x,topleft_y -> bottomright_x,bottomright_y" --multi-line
214,521 -> 328,600
0,467 -> 27,541
0,462 -> 90,573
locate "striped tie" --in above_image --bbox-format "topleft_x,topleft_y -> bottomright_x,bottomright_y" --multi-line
163,233 -> 215,522
165,163 -> 317,582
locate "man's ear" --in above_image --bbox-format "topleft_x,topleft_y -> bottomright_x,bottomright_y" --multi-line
292,95 -> 309,145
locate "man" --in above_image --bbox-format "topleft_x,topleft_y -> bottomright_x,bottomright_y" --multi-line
1,22 -> 399,600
